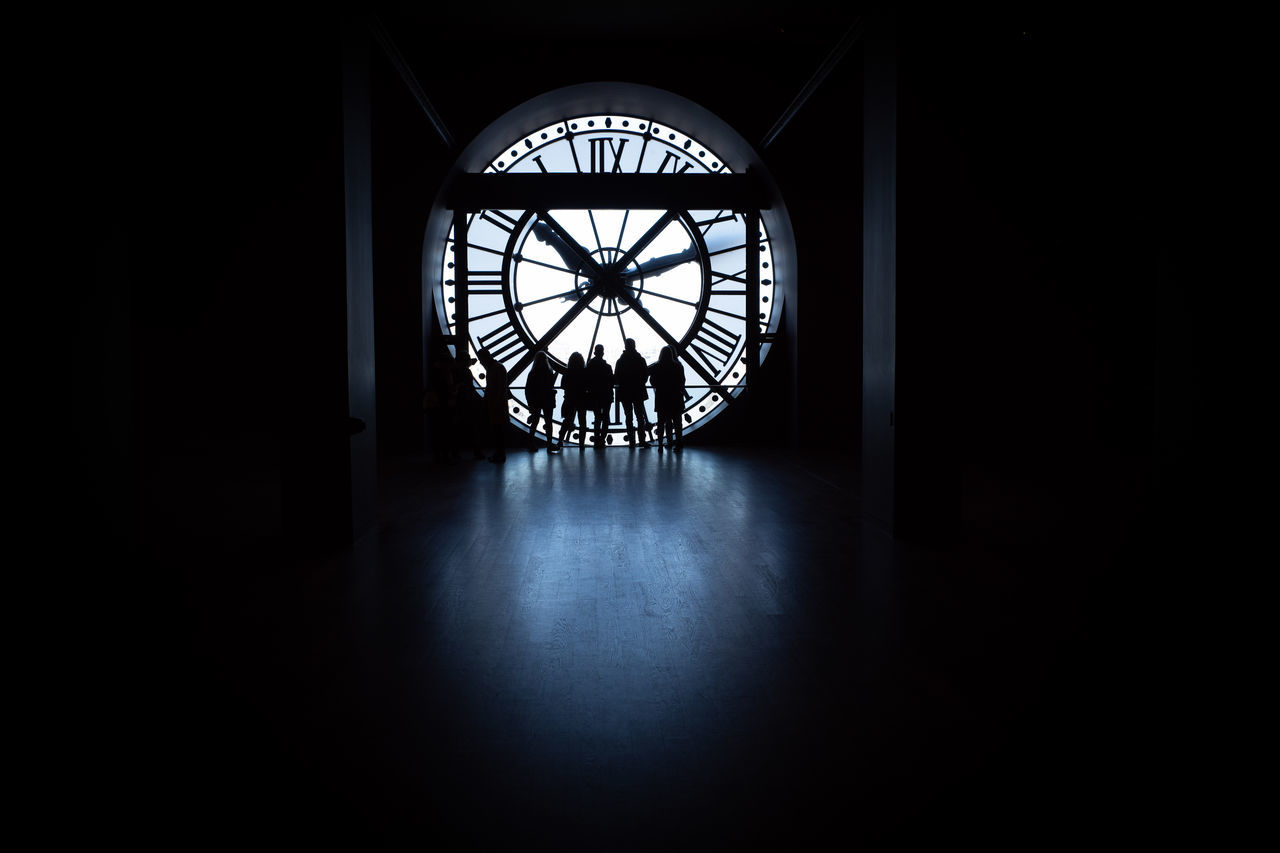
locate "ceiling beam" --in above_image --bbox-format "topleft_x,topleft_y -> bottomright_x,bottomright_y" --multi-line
446,172 -> 772,211
760,17 -> 864,149
365,12 -> 455,149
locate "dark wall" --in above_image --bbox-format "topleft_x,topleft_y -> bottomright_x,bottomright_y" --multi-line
852,8 -> 1197,543
767,34 -> 865,454
368,44 -> 455,459
91,14 -> 355,567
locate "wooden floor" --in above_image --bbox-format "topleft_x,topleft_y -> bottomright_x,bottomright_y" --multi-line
155,445 -> 1167,849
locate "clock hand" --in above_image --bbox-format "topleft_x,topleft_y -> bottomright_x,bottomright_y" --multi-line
536,212 -> 607,279
517,251 -> 588,278
511,253 -> 584,302
530,221 -> 590,275
621,247 -> 700,283
520,287 -> 584,309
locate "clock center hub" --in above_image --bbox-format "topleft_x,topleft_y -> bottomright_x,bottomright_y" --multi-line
598,269 -> 624,298
576,250 -> 644,317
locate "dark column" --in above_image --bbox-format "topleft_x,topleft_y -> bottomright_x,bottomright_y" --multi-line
862,7 -> 960,542
745,208 -> 761,389
453,209 -> 469,348
861,9 -> 897,533
343,23 -> 377,541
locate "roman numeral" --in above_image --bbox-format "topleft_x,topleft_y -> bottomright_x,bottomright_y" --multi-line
695,212 -> 738,231
477,320 -> 529,364
688,319 -> 742,374
589,137 -> 628,173
711,269 -> 749,291
480,210 -> 519,233
466,270 -> 504,295
708,242 -> 748,259
656,151 -> 694,174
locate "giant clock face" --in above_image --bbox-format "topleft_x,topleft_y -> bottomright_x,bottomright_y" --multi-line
430,87 -> 790,446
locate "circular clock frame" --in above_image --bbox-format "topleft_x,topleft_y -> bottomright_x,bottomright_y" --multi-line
424,83 -> 797,446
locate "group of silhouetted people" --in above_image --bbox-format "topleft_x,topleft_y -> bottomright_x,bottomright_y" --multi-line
541,338 -> 685,456
426,338 -> 686,464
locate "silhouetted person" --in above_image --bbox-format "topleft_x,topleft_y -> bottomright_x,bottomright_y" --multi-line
614,338 -> 651,448
526,350 -> 558,452
453,353 -> 485,460
560,351 -> 588,450
425,344 -> 459,463
649,345 -> 685,453
477,348 -> 509,463
585,344 -> 613,449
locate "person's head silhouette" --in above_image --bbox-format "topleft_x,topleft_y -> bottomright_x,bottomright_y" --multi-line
624,338 -> 636,352
594,344 -> 605,359
568,351 -> 585,370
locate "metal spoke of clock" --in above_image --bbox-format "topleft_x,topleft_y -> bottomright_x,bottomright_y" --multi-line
505,285 -> 602,380
614,210 -> 629,262
469,305 -> 516,323
515,288 -> 585,310
537,211 -> 606,278
588,299 -> 606,356
626,286 -> 698,310
613,285 -> 723,391
613,300 -> 627,345
698,211 -> 736,234
614,210 -> 680,271
449,238 -> 507,260
587,210 -> 605,263
623,283 -> 751,336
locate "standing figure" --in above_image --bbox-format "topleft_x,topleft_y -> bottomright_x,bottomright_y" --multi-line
613,338 -> 651,448
477,348 -> 509,463
559,351 -> 589,450
649,345 -> 686,453
526,350 -> 558,452
585,344 -> 614,449
453,353 -> 485,460
425,344 -> 460,463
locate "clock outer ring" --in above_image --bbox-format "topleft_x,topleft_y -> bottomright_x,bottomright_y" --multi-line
423,82 -> 797,437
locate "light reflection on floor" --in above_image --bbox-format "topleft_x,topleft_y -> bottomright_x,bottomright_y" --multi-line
433,450 -> 817,780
